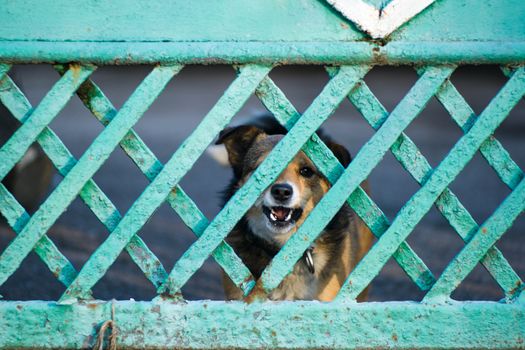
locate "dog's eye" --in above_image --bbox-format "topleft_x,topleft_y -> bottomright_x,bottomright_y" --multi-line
299,166 -> 315,178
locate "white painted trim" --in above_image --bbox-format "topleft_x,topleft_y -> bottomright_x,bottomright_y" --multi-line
326,0 -> 436,38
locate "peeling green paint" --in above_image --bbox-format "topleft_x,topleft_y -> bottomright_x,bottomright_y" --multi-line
424,176 -> 525,301
1,41 -> 525,65
338,67 -> 525,300
60,65 -> 271,302
0,65 -> 95,181
0,72 -> 164,294
54,64 -> 255,295
0,66 -> 180,289
1,300 -> 524,349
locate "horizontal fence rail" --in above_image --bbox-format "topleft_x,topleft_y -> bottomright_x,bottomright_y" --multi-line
1,42 -> 525,65
1,300 -> 524,349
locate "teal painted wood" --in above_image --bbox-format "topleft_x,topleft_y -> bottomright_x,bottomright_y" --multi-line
427,70 -> 523,298
158,65 -> 369,297
53,64 -> 255,295
424,176 -> 525,301
0,0 -> 523,65
1,41 -> 525,65
428,68 -> 524,190
2,0 -> 523,42
260,66 -> 454,294
0,66 -> 181,289
326,66 -> 522,299
0,0 -> 524,66
0,300 -> 524,349
0,64 -> 10,81
0,65 -> 94,181
254,74 -> 436,291
0,0 -> 523,348
338,67 -> 525,300
391,0 -> 525,42
0,75 -> 81,290
0,72 -> 167,291
0,0 -> 365,42
59,65 -> 271,303
0,185 -> 79,292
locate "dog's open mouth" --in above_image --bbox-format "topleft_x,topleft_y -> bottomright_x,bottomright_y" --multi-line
262,206 -> 303,227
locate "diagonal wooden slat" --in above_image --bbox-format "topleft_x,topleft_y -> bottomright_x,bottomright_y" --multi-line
0,65 -> 181,289
0,63 -> 11,80
423,176 -> 525,301
331,66 -> 522,298
157,65 -> 371,297
0,70 -> 80,288
258,66 -> 454,294
0,64 -> 95,181
0,74 -> 167,289
0,184 -> 80,291
254,74 -> 436,291
54,65 -> 256,296
426,67 -> 524,190
426,69 -> 524,298
58,64 -> 272,303
337,67 -> 525,300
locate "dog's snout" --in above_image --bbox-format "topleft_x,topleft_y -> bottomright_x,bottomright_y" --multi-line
271,183 -> 293,202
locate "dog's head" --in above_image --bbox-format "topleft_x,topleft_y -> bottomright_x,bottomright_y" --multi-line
217,125 -> 351,245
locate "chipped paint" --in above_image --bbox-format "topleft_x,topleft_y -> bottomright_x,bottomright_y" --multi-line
0,300 -> 524,349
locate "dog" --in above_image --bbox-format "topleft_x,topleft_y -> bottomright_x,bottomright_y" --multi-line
215,117 -> 373,301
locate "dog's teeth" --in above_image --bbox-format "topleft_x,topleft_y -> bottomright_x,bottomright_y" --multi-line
285,210 -> 292,221
270,212 -> 277,221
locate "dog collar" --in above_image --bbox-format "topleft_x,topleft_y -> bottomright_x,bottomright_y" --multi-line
304,246 -> 315,274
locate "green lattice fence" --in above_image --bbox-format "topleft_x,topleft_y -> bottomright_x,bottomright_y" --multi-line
0,0 -> 524,349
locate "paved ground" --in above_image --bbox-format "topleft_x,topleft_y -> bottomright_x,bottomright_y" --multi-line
0,65 -> 523,302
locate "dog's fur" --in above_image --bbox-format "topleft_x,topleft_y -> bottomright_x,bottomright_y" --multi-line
217,119 -> 373,301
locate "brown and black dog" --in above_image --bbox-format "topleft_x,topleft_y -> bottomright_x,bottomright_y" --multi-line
216,118 -> 373,301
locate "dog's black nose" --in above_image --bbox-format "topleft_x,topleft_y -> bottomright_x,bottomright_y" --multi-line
271,183 -> 293,202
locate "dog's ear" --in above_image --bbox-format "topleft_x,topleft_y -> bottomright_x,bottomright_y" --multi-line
325,141 -> 352,168
216,125 -> 265,177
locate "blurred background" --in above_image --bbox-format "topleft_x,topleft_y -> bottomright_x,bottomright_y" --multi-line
0,64 -> 523,302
